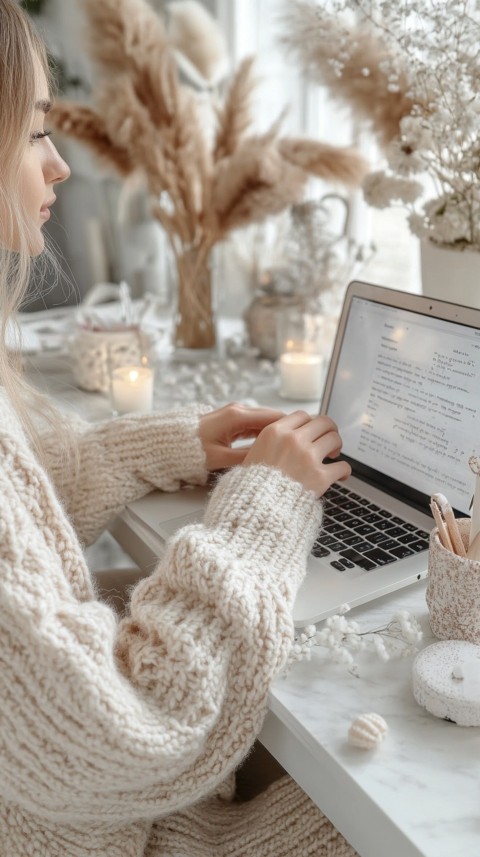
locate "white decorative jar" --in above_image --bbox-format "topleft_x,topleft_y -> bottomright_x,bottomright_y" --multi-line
420,239 -> 480,308
412,640 -> 480,727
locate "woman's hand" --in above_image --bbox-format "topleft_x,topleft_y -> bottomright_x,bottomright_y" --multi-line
199,403 -> 285,471
242,410 -> 351,498
200,405 -> 350,498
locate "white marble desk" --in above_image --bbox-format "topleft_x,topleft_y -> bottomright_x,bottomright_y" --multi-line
23,327 -> 480,857
261,583 -> 480,857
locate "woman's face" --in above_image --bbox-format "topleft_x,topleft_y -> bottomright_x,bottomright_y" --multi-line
19,59 -> 70,255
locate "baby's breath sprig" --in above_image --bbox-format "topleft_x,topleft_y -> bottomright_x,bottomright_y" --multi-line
287,603 -> 423,677
282,0 -> 480,249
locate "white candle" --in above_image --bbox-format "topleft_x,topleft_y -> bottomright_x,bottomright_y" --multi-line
111,365 -> 154,414
279,351 -> 324,400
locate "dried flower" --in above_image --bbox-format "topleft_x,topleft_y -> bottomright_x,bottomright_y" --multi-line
281,0 -> 480,249
50,0 -> 367,348
363,171 -> 423,208
266,198 -> 350,299
286,604 -> 423,676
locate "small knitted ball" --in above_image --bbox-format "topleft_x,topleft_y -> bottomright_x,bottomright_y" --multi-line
347,713 -> 388,749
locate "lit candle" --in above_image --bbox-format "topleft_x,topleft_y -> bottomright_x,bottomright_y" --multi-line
110,365 -> 154,414
279,351 -> 324,400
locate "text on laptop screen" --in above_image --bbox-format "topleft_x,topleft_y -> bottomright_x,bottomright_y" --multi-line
326,296 -> 480,515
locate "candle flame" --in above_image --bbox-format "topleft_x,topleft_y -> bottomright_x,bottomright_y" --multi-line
128,369 -> 139,382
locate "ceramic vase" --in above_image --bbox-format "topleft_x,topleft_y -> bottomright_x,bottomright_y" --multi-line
420,239 -> 480,308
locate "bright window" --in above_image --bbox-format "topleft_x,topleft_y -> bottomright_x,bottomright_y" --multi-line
215,0 -> 420,293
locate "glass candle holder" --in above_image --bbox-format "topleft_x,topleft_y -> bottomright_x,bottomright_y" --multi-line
110,364 -> 154,414
277,309 -> 325,401
108,345 -> 154,415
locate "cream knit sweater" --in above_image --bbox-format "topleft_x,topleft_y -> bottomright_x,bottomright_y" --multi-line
0,391 -> 356,857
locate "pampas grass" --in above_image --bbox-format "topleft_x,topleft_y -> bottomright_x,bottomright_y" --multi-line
50,102 -> 134,176
214,57 -> 256,161
280,1 -> 414,147
168,0 -> 230,85
51,0 -> 367,348
279,139 -> 369,185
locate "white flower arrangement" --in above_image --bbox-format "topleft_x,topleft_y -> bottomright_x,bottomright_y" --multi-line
287,603 -> 423,676
281,0 -> 480,249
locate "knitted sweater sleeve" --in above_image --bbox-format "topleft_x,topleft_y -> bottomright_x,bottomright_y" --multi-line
42,405 -> 210,545
0,426 -> 323,826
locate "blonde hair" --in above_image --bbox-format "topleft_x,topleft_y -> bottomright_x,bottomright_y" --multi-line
0,0 -> 75,470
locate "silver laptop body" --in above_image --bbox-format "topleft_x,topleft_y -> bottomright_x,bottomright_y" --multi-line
125,281 -> 480,626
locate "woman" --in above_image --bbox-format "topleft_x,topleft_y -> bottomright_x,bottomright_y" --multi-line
0,2 -> 356,855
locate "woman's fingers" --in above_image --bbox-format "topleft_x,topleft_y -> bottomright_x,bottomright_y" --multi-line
201,405 -> 350,497
271,409 -> 315,432
213,445 -> 252,467
271,412 -> 342,448
324,459 -> 352,484
328,448 -> 342,460
289,414 -> 345,460
226,406 -> 285,438
199,404 -> 288,471
242,409 -> 350,497
294,413 -> 339,441
313,429 -> 344,460
212,404 -> 285,440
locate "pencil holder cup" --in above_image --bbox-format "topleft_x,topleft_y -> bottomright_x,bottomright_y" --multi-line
426,519 -> 480,643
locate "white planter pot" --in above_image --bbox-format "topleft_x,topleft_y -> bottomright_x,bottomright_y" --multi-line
420,239 -> 480,308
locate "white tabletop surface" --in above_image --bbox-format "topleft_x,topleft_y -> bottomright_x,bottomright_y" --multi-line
20,308 -> 480,857
262,581 -> 480,857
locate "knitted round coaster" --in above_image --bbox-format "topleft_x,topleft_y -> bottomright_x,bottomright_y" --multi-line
412,641 -> 480,726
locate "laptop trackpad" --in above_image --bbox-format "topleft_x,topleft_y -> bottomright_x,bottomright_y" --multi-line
157,510 -> 205,539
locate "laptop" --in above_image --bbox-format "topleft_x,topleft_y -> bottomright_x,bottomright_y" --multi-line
123,281 -> 480,626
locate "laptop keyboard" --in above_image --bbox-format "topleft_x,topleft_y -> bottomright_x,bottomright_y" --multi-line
312,483 -> 430,572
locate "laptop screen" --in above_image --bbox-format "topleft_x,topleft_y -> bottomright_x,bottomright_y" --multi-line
324,293 -> 480,516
